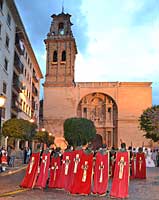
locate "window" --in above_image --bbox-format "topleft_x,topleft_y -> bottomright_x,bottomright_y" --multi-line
58,22 -> 64,35
61,50 -> 66,61
3,81 -> 7,94
0,23 -> 1,36
5,34 -> 9,49
1,108 -> 5,119
4,58 -> 8,71
0,0 -> 3,10
7,13 -> 11,26
53,50 -> 57,62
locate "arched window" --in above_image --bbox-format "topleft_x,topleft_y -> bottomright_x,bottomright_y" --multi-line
61,50 -> 66,61
58,22 -> 64,35
53,51 -> 57,62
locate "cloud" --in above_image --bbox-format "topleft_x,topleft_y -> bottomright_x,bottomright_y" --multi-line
15,0 -> 159,105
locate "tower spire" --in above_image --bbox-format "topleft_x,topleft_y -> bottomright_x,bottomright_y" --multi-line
62,0 -> 64,13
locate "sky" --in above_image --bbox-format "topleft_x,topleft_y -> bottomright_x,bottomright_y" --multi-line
15,0 -> 159,105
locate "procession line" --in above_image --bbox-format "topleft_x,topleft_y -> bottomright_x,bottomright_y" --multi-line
0,188 -> 29,198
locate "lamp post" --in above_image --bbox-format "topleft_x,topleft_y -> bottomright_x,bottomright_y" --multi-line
0,94 -> 7,146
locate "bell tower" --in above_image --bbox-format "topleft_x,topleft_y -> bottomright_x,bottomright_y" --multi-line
44,12 -> 77,86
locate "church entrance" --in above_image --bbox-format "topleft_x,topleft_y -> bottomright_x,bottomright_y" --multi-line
77,93 -> 118,148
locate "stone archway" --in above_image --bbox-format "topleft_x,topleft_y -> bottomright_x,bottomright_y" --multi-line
77,93 -> 118,148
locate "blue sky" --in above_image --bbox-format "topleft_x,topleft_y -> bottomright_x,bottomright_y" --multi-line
15,0 -> 159,105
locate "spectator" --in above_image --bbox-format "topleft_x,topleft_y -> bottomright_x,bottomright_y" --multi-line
9,146 -> 16,167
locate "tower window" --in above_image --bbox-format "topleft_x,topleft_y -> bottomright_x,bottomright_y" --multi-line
58,22 -> 64,35
61,50 -> 66,61
53,51 -> 57,62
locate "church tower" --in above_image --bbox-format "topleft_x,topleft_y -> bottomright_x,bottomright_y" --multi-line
44,12 -> 77,86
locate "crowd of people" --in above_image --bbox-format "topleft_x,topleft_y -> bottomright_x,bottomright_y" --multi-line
0,145 -> 17,172
0,146 -> 32,173
20,143 -> 159,198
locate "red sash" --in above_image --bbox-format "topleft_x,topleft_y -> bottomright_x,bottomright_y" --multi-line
92,151 -> 109,195
36,152 -> 50,188
48,155 -> 61,188
135,152 -> 146,179
110,151 -> 129,198
20,152 -> 40,188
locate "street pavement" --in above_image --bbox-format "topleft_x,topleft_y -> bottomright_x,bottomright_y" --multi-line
0,167 -> 159,200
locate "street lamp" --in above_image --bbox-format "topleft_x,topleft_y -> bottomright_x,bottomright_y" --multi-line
0,94 -> 7,145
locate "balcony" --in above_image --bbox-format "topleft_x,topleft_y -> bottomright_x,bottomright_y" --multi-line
32,75 -> 38,83
32,86 -> 38,96
11,98 -> 20,113
15,33 -> 24,55
12,79 -> 22,93
14,52 -> 24,74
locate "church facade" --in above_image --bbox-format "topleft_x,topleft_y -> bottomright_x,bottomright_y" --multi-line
43,12 -> 152,148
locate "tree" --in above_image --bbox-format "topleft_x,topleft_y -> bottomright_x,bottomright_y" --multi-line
139,105 -> 159,142
34,131 -> 55,147
64,117 -> 96,147
2,118 -> 37,141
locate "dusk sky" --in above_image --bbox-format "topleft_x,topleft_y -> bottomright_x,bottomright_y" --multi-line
15,0 -> 159,105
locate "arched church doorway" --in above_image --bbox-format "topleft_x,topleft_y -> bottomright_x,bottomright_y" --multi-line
77,93 -> 118,148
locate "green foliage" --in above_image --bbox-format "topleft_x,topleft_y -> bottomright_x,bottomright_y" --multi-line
64,117 -> 96,147
2,118 -> 37,140
34,131 -> 54,147
139,105 -> 159,142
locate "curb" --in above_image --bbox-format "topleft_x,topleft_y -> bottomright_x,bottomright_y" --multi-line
0,165 -> 27,177
0,188 -> 29,198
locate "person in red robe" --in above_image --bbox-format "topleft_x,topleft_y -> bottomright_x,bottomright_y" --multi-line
128,146 -> 135,179
69,146 -> 83,194
110,143 -> 129,199
48,151 -> 61,188
135,147 -> 146,179
20,152 -> 40,188
70,147 -> 93,195
92,145 -> 109,196
36,150 -> 51,189
56,145 -> 73,190
110,146 -> 116,178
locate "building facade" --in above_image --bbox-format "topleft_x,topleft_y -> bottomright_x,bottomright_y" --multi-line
0,0 -> 43,147
43,12 -> 152,148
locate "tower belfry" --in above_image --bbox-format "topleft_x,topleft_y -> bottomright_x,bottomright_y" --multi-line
44,11 -> 77,87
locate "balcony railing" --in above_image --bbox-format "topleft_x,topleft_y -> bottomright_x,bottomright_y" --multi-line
12,80 -> 22,93
32,75 -> 38,83
14,52 -> 24,74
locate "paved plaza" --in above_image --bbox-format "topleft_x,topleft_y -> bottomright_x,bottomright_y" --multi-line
0,167 -> 159,200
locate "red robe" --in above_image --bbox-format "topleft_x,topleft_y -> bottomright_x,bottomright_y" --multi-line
20,152 -> 40,188
70,150 -> 93,195
48,155 -> 61,188
92,151 -> 109,195
69,149 -> 83,193
135,152 -> 146,179
110,151 -> 129,199
130,152 -> 135,179
59,151 -> 73,191
36,152 -> 50,188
